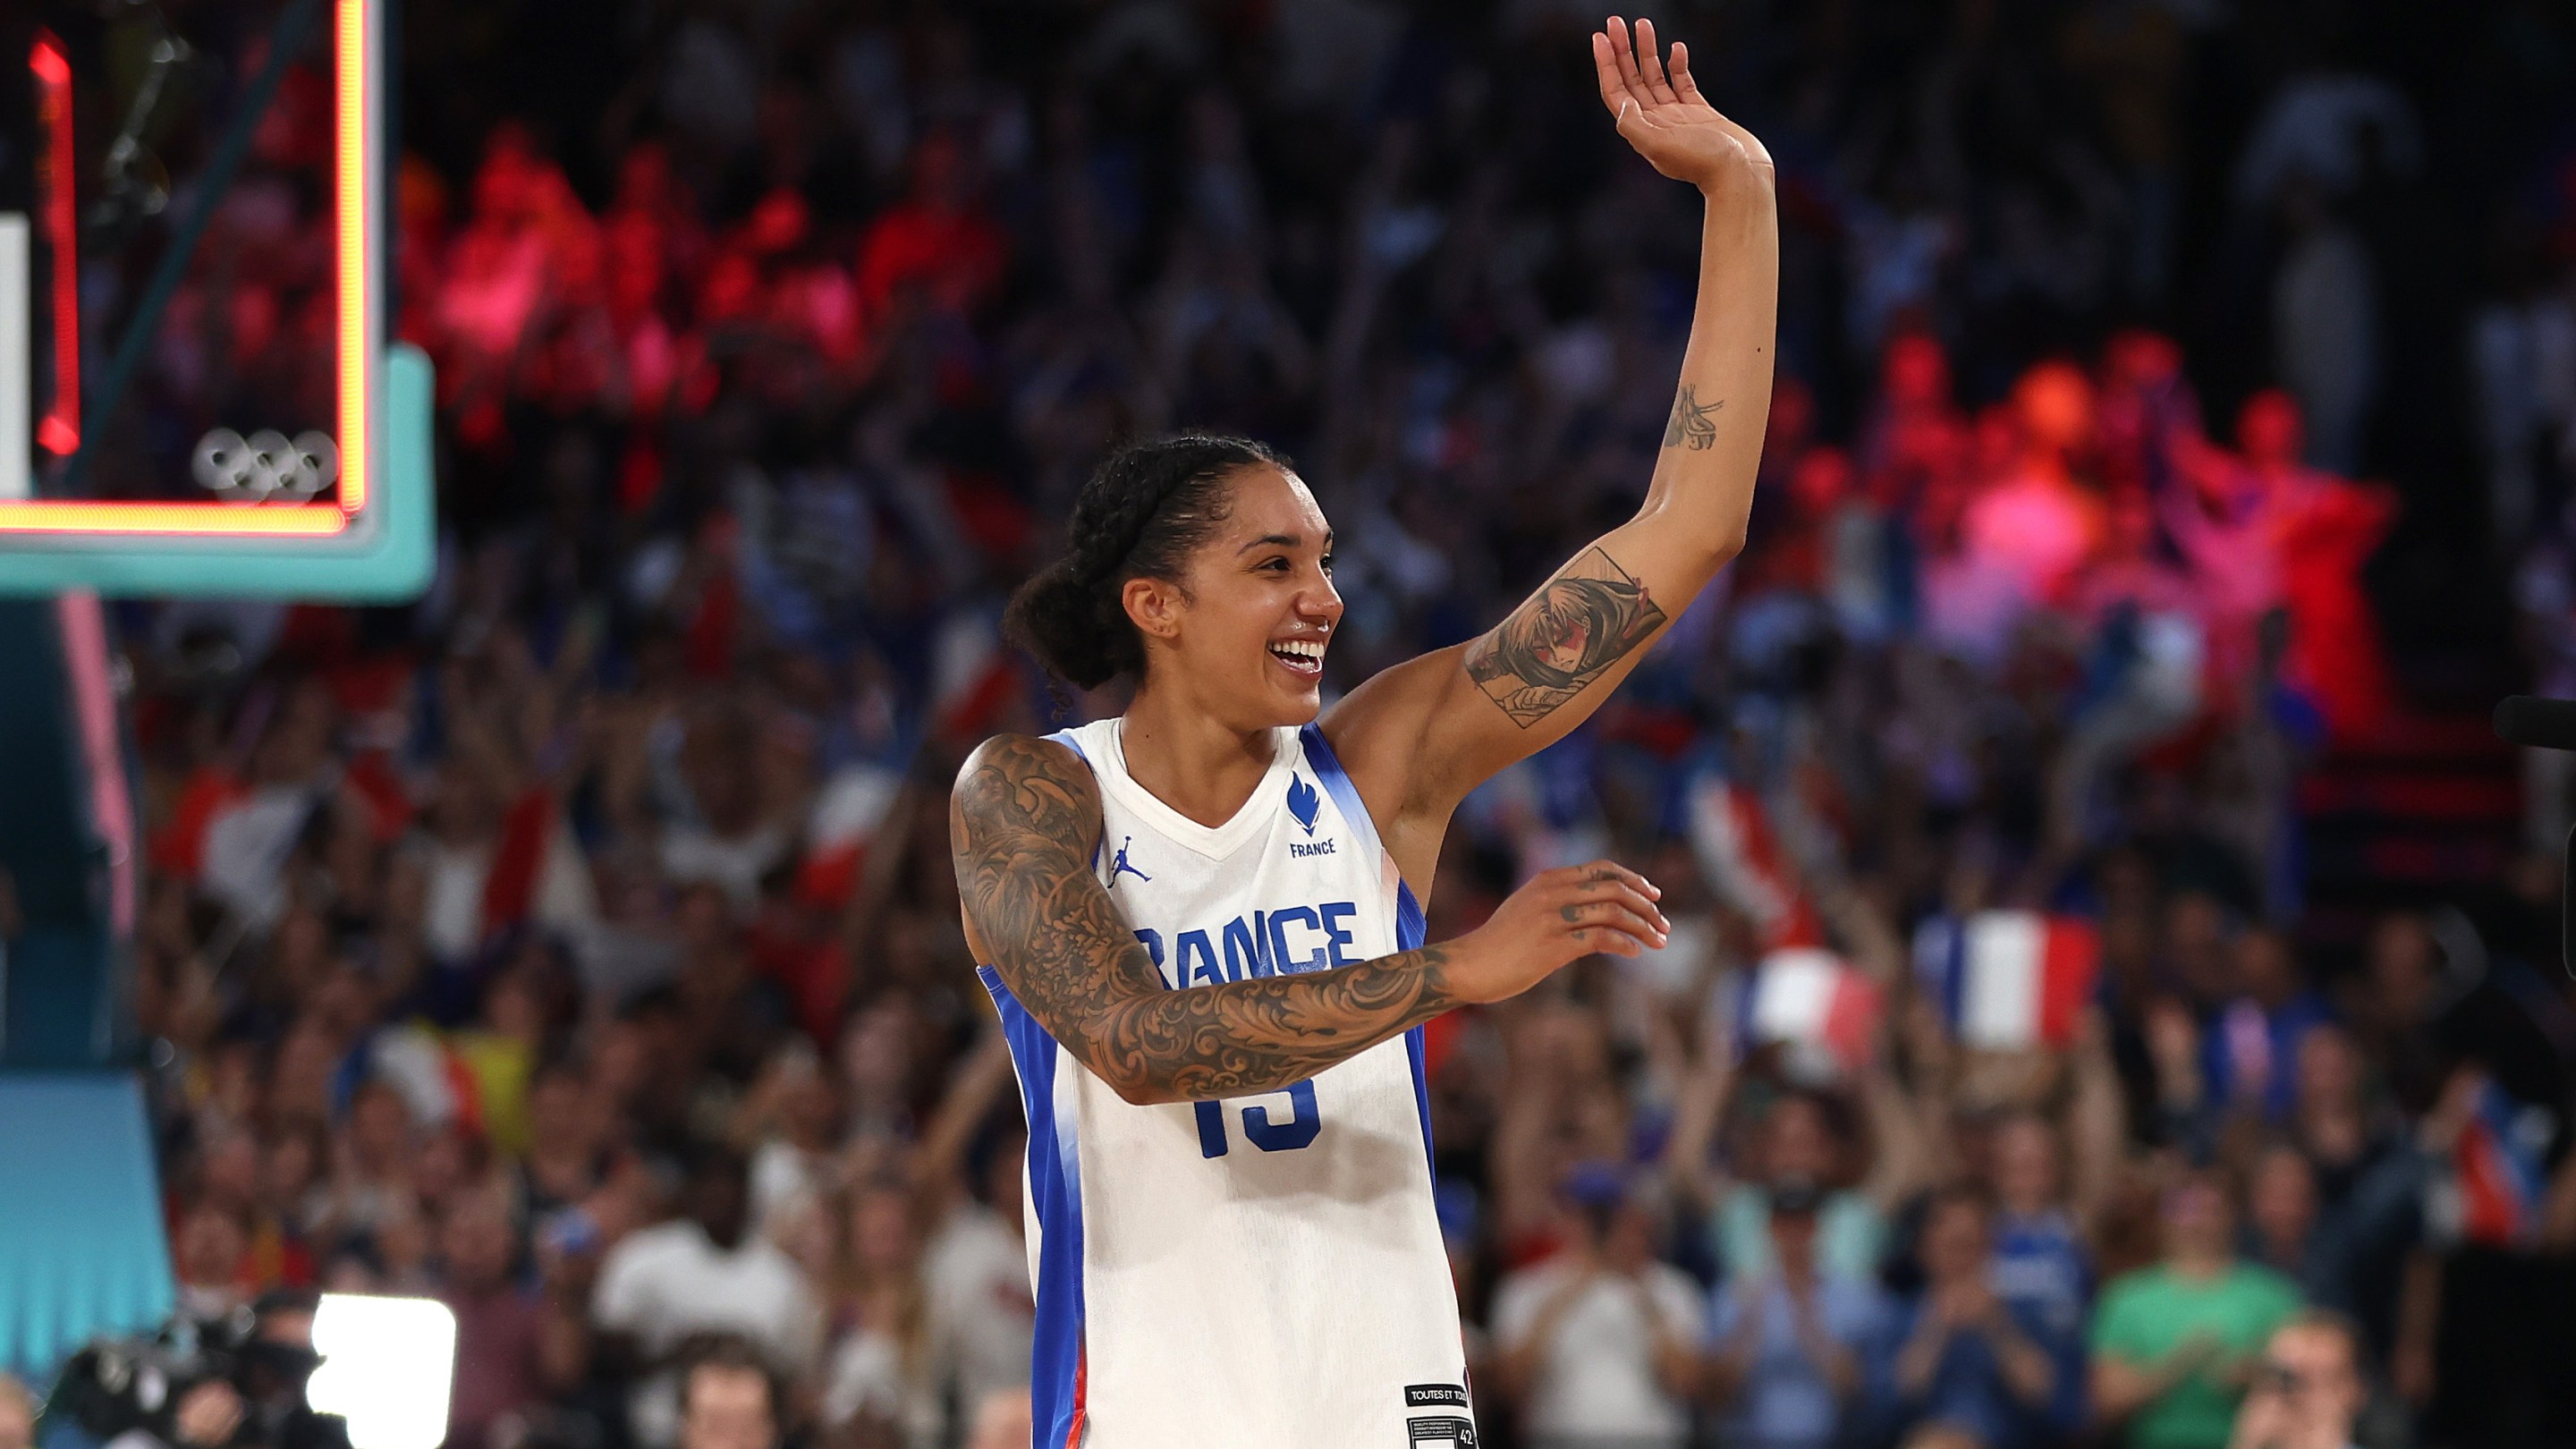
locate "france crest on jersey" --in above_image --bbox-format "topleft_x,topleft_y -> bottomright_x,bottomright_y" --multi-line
976,718 -> 1476,1447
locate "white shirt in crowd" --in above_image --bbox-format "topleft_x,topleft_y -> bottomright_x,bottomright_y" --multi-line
922,1205 -> 1035,1418
591,1219 -> 822,1447
1489,1258 -> 1708,1445
820,1206 -> 1033,1449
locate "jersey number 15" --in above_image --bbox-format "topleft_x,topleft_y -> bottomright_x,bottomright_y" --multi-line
1193,1082 -> 1321,1157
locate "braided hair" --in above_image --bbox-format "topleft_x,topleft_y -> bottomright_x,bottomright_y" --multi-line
1004,434 -> 1285,688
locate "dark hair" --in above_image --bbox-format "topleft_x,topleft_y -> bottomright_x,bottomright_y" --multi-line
674,1333 -> 783,1423
1004,434 -> 1284,688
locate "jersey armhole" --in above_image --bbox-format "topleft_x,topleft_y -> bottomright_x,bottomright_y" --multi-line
1297,723 -> 1428,928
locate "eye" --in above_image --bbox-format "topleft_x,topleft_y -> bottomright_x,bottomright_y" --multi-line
1259,556 -> 1292,574
1319,552 -> 1335,574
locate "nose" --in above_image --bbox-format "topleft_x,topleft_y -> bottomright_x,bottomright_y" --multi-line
1301,572 -> 1343,624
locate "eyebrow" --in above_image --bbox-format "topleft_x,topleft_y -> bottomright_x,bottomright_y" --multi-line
1237,531 -> 1335,554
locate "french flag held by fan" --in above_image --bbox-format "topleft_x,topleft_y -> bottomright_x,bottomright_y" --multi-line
1739,948 -> 1882,1077
1916,911 -> 2101,1050
2452,1080 -> 2548,1247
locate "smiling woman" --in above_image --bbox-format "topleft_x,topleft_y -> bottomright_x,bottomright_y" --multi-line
950,17 -> 1775,1446
997,433 -> 1283,693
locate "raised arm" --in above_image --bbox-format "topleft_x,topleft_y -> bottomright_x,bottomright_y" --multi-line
1327,19 -> 1777,868
951,734 -> 1668,1104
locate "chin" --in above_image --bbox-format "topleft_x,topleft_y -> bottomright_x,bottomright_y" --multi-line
1262,691 -> 1323,728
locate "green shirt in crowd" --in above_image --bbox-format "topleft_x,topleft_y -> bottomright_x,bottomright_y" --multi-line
2089,1260 -> 2303,1449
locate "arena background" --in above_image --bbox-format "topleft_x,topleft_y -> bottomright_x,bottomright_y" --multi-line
5,1 -> 2576,1447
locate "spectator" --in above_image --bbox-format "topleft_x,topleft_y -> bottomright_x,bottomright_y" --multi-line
1877,1188 -> 2086,1449
1706,1184 -> 1887,1449
2091,1171 -> 2303,1449
592,1148 -> 820,1448
674,1337 -> 784,1449
2241,1146 -> 2331,1308
2223,1311 -> 2368,1449
818,1178 -> 937,1446
2200,930 -> 2333,1123
1988,1112 -> 2105,1344
437,1187 -> 553,1449
1488,1166 -> 1705,1447
1679,1080 -> 1911,1285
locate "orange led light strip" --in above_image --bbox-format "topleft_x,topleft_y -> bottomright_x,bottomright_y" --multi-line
334,0 -> 370,513
31,30 -> 79,457
0,499 -> 349,535
0,0 -> 372,538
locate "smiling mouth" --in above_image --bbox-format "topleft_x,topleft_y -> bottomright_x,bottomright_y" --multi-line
1268,640 -> 1326,675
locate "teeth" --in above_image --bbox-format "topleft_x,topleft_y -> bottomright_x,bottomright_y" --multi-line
1270,640 -> 1324,664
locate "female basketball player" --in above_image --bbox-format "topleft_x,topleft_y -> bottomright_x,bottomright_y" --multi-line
950,19 -> 1775,1445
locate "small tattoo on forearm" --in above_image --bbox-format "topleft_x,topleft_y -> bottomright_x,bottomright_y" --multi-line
1464,547 -> 1669,727
1664,385 -> 1722,450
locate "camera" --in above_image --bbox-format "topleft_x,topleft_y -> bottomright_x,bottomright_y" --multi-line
49,1308 -> 261,1446
48,1296 -> 342,1449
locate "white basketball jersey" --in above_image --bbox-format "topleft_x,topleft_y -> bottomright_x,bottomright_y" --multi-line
977,718 -> 1477,1448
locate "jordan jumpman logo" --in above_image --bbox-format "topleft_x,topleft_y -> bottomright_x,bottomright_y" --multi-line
1109,836 -> 1151,884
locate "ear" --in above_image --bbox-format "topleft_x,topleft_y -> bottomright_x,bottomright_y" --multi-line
1122,575 -> 1188,641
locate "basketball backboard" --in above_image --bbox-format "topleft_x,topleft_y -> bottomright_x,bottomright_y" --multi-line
0,0 -> 430,598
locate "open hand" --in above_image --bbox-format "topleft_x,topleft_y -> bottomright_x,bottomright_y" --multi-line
1445,860 -> 1668,1004
1592,17 -> 1773,193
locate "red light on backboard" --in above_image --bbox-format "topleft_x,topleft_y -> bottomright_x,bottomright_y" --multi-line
30,29 -> 78,457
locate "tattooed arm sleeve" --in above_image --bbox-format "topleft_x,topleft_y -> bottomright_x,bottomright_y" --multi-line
951,733 -> 1459,1104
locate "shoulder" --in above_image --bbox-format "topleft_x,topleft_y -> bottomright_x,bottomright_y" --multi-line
953,732 -> 1089,795
2232,1263 -> 2303,1309
2091,1267 -> 2163,1325
749,1241 -> 818,1305
1488,1261 -> 1559,1318
950,733 -> 1102,840
1648,1262 -> 1705,1303
598,1220 -> 692,1280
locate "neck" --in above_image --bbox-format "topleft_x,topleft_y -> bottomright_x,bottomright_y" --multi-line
1118,684 -> 1280,828
2170,1248 -> 2229,1279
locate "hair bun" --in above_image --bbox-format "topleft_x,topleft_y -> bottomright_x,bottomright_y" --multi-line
1003,433 -> 1288,690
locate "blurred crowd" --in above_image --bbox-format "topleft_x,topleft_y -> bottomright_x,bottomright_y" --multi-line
32,2 -> 2576,1448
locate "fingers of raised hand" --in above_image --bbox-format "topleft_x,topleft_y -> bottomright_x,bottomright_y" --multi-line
1560,899 -> 1667,952
1551,872 -> 1670,942
1591,29 -> 1634,115
1554,859 -> 1662,901
1556,891 -> 1665,931
1607,16 -> 1648,95
1632,19 -> 1682,105
1667,40 -> 1704,104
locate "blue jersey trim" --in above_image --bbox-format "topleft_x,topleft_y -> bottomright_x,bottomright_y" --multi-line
978,965 -> 1086,1445
1397,846 -> 1436,1174
1296,723 -> 1385,869
1311,730 -> 1437,1173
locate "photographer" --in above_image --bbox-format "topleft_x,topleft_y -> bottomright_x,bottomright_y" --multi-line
70,1292 -> 351,1449
2225,1312 -> 2366,1449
